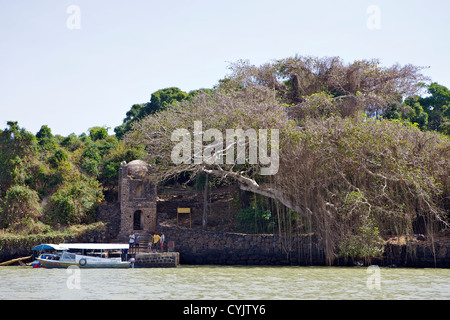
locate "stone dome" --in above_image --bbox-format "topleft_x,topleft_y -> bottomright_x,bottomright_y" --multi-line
127,160 -> 149,179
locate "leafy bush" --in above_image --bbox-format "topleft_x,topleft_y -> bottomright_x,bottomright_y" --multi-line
46,176 -> 104,226
339,215 -> 385,260
0,185 -> 42,230
89,126 -> 109,141
48,148 -> 68,168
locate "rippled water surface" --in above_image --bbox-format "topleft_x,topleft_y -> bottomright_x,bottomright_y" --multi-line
1,265 -> 449,299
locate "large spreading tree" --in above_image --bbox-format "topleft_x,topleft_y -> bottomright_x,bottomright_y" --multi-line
124,55 -> 450,262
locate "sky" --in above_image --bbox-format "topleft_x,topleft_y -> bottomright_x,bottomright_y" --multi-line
1,0 -> 449,136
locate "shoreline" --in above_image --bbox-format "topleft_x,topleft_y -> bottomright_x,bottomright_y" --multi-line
2,224 -> 449,268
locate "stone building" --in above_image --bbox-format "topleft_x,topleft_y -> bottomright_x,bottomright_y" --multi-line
118,160 -> 157,239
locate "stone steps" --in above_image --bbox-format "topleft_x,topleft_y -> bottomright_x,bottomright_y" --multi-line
114,231 -> 151,253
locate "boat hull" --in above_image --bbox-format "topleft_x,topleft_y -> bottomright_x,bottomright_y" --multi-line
37,258 -> 131,269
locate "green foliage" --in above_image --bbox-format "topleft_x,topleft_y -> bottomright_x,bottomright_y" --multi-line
60,133 -> 83,151
236,193 -> 279,234
237,206 -> 274,234
89,126 -> 109,141
0,119 -> 129,235
101,161 -> 120,185
114,87 -> 189,139
0,185 -> 42,231
419,83 -> 450,134
46,176 -> 104,226
36,125 -> 57,150
48,148 -> 68,168
147,87 -> 188,114
35,125 -> 53,140
393,82 -> 450,136
0,122 -> 38,195
97,141 -> 144,188
80,142 -> 101,176
339,215 -> 385,260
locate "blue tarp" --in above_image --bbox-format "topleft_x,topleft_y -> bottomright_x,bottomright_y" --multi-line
32,244 -> 64,251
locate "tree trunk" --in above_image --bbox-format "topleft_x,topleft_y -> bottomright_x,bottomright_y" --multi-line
202,173 -> 209,229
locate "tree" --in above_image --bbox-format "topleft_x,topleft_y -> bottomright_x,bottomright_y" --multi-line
36,125 -> 55,150
46,175 -> 104,226
0,185 -> 42,230
114,88 -> 188,139
89,126 -> 109,141
124,56 -> 449,262
61,133 -> 83,151
145,87 -> 188,114
0,122 -> 37,195
80,142 -> 101,176
418,82 -> 450,134
48,148 -> 68,168
220,56 -> 429,120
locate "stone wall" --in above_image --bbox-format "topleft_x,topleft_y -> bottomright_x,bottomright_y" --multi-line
97,202 -> 121,240
157,225 -> 327,266
157,225 -> 450,267
134,252 -> 180,268
382,242 -> 450,268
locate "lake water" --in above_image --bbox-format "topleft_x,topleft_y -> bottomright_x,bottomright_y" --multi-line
1,265 -> 449,300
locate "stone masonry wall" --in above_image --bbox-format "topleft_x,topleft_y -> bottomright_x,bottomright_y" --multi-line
118,161 -> 157,237
134,252 -> 180,268
157,225 -> 450,267
157,225 -> 327,266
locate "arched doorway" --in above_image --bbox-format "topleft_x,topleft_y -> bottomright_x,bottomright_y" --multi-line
133,210 -> 143,230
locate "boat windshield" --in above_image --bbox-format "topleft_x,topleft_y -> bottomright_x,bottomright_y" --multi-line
40,254 -> 60,260
61,252 -> 76,261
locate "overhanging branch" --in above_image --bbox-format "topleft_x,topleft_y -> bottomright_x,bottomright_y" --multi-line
201,166 -> 306,215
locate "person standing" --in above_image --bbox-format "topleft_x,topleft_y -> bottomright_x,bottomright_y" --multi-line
149,233 -> 154,253
160,232 -> 166,252
135,233 -> 140,253
129,232 -> 135,253
152,232 -> 161,253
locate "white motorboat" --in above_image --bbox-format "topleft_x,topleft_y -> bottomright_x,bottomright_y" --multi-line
33,243 -> 131,268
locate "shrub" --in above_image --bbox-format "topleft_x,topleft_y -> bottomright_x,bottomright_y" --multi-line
48,148 -> 68,168
0,185 -> 42,230
46,176 -> 104,226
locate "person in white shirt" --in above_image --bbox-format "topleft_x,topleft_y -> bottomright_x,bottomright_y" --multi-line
160,232 -> 166,252
129,232 -> 135,252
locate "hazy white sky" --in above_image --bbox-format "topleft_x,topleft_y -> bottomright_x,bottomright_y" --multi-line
1,0 -> 449,136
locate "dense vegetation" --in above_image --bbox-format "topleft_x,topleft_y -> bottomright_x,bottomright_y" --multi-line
125,56 -> 450,262
0,121 -> 142,234
1,55 -> 449,262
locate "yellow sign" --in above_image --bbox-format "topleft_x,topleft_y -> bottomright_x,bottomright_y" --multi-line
177,208 -> 191,228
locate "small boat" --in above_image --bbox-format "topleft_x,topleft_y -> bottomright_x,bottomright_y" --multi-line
32,243 -> 132,269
